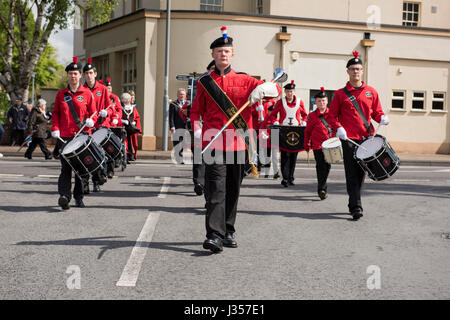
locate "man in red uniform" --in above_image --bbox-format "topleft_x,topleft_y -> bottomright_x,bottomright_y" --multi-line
327,51 -> 389,220
304,87 -> 334,200
51,57 -> 97,210
190,26 -> 280,253
268,80 -> 307,187
83,58 -> 112,191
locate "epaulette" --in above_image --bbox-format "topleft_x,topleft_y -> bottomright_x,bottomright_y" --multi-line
235,70 -> 248,74
198,72 -> 211,80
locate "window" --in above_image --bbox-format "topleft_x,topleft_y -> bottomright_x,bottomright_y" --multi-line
432,92 -> 446,111
391,90 -> 405,109
122,50 -> 137,95
256,0 -> 264,14
95,55 -> 109,83
412,91 -> 425,110
403,2 -> 420,26
200,0 -> 223,12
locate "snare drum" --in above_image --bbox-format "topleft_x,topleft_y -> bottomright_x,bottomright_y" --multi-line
321,137 -> 343,164
60,134 -> 107,178
92,127 -> 122,160
354,134 -> 400,181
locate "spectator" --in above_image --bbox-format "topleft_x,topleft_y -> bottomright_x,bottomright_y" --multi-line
7,96 -> 29,146
120,92 -> 141,162
127,90 -> 136,105
24,99 -> 52,160
0,122 -> 4,158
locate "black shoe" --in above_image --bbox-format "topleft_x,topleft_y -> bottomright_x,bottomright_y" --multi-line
202,237 -> 223,253
273,172 -> 280,179
288,180 -> 295,186
83,183 -> 90,195
93,184 -> 101,192
264,174 -> 269,178
281,180 -> 288,187
75,199 -> 85,208
45,155 -> 52,160
58,195 -> 70,210
107,171 -> 114,179
194,184 -> 204,196
319,190 -> 328,200
24,154 -> 32,160
223,233 -> 237,248
351,209 -> 364,221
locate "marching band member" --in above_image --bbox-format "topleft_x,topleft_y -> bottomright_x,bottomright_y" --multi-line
82,58 -> 112,192
327,51 -> 388,220
268,80 -> 307,187
304,87 -> 333,200
51,57 -> 97,210
255,97 -> 277,178
190,26 -> 281,253
120,93 -> 142,162
169,88 -> 188,164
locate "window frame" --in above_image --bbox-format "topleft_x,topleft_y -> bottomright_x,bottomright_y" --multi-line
431,91 -> 446,112
200,0 -> 223,12
411,90 -> 426,111
391,90 -> 406,111
402,1 -> 421,27
122,50 -> 137,96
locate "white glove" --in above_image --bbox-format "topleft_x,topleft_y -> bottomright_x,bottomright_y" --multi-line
170,127 -> 175,133
380,115 -> 389,126
336,127 -> 348,140
132,121 -> 136,126
99,109 -> 108,117
112,119 -> 118,125
256,104 -> 264,112
301,121 -> 307,126
122,119 -> 129,125
194,129 -> 202,139
249,82 -> 279,105
273,121 -> 280,126
261,131 -> 269,140
85,118 -> 94,128
51,130 -> 60,138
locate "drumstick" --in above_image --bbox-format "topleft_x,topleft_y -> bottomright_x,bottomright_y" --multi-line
74,110 -> 98,139
371,124 -> 382,141
347,138 -> 369,152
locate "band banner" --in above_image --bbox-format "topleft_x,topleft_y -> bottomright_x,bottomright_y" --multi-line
269,125 -> 305,153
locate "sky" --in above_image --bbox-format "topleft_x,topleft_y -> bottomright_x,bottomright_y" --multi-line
48,28 -> 74,66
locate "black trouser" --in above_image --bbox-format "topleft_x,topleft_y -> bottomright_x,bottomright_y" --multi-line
25,137 -> 51,158
107,160 -> 115,175
11,129 -> 25,146
204,151 -> 245,239
191,145 -> 205,186
313,149 -> 331,193
342,139 -> 365,212
280,150 -> 298,182
58,152 -> 83,201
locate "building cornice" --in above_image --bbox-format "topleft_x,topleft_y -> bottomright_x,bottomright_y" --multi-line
84,9 -> 450,38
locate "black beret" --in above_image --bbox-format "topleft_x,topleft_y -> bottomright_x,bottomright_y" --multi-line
284,80 -> 296,90
83,57 -> 95,73
210,26 -> 233,49
346,51 -> 363,68
314,87 -> 327,99
65,57 -> 82,72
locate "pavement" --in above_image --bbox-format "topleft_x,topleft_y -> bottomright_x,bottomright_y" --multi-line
1,145 -> 450,166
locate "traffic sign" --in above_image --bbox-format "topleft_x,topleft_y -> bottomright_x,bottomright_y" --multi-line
176,74 -> 190,81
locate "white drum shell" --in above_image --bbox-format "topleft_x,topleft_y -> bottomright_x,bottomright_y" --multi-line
321,137 -> 343,164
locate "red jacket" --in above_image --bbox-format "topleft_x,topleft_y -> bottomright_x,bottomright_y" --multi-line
268,96 -> 307,125
328,82 -> 384,140
304,107 -> 335,151
109,93 -> 123,127
190,67 -> 272,152
83,81 -> 112,128
51,85 -> 97,138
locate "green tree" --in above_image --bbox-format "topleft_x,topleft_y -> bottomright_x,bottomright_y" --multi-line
0,0 -> 119,104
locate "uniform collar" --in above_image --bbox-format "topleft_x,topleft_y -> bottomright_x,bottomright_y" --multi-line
66,84 -> 82,94
316,107 -> 328,114
284,95 -> 296,104
214,65 -> 232,76
84,80 -> 98,90
346,81 -> 366,91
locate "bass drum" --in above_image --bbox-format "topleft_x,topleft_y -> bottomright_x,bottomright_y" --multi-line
321,137 -> 343,164
354,134 -> 400,181
60,134 -> 107,178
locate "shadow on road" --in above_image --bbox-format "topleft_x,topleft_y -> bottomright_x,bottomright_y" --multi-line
15,236 -> 209,258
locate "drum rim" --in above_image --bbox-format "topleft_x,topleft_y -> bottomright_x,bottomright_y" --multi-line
355,135 -> 387,161
61,134 -> 93,157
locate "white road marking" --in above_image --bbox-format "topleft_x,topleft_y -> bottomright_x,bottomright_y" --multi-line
392,179 -> 431,182
0,173 -> 24,177
157,177 -> 171,198
116,177 -> 170,287
116,211 -> 161,287
36,175 -> 59,178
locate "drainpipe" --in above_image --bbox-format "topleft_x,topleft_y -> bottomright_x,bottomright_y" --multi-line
360,32 -> 375,83
276,26 -> 291,69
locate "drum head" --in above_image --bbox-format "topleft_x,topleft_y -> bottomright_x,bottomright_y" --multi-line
356,136 -> 384,159
322,137 -> 341,149
92,127 -> 109,144
62,135 -> 90,155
